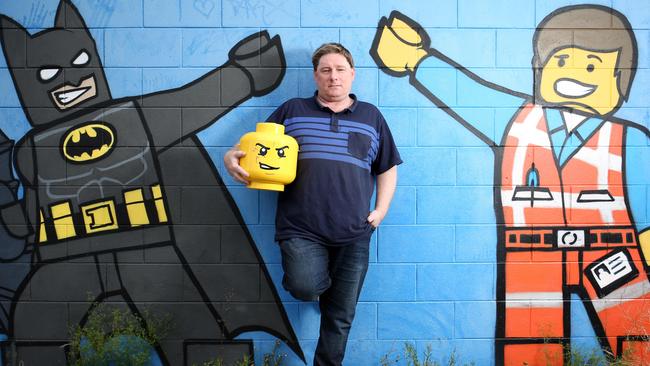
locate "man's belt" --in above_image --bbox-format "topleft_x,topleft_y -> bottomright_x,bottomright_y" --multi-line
505,227 -> 637,249
37,184 -> 168,244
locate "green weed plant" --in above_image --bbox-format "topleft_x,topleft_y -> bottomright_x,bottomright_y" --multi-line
380,342 -> 475,366
67,303 -> 171,366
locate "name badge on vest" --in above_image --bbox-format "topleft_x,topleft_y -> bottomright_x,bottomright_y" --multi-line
585,248 -> 639,298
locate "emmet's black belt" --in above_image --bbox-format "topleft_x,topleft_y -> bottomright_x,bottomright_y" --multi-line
505,227 -> 636,249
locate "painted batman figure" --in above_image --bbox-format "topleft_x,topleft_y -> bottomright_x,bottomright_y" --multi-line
0,0 -> 303,364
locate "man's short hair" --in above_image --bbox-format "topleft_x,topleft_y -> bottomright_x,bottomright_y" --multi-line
532,5 -> 637,100
312,43 -> 355,71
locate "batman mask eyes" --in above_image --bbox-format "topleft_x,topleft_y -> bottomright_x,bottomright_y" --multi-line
72,50 -> 90,66
39,68 -> 61,81
38,50 -> 89,82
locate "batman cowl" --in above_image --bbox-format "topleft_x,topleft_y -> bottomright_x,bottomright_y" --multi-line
0,4 -> 110,126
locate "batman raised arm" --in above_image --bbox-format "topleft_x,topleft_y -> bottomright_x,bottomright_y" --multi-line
139,31 -> 286,151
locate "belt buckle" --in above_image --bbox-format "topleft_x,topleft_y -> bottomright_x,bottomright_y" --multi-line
557,229 -> 585,248
81,200 -> 118,234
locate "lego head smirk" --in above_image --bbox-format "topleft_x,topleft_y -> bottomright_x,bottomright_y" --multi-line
239,123 -> 299,191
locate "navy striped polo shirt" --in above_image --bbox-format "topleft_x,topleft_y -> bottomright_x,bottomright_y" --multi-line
268,94 -> 402,245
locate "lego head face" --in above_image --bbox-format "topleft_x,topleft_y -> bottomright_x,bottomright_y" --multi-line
252,140 -> 297,178
239,123 -> 299,191
539,47 -> 621,116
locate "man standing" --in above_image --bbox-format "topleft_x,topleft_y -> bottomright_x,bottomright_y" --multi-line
225,43 -> 401,365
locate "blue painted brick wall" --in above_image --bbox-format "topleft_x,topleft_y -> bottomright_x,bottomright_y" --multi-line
1,1 -> 649,365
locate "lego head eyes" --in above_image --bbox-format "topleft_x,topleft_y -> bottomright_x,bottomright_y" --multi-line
256,143 -> 288,158
257,143 -> 269,156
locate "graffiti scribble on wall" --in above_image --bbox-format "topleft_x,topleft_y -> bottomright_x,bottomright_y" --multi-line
0,0 -> 303,364
371,5 -> 650,365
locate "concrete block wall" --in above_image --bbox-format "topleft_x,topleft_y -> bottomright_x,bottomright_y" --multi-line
0,0 -> 649,365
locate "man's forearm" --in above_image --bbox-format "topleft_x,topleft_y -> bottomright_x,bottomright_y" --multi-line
375,165 -> 397,214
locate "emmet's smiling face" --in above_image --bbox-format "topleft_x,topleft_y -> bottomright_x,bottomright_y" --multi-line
539,47 -> 621,116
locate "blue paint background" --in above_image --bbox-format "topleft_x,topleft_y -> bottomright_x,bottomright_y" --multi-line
0,0 -> 648,364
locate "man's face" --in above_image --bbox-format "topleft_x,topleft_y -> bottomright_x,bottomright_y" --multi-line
539,47 -> 621,116
314,53 -> 355,103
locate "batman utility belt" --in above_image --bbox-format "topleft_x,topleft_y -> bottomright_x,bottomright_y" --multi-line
505,226 -> 637,250
37,184 -> 168,243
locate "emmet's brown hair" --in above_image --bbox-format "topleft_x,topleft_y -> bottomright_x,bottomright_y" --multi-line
532,5 -> 637,101
311,43 -> 355,71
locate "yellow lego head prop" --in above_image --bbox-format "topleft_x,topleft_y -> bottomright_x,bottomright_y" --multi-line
533,5 -> 637,116
239,123 -> 298,191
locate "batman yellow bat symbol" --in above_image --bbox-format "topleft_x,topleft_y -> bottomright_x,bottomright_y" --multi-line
61,123 -> 116,162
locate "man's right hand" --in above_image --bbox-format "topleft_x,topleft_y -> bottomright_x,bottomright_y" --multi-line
224,144 -> 250,185
370,11 -> 430,77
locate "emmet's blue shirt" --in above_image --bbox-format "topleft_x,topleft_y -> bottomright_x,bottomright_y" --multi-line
415,56 -> 650,231
268,94 -> 402,244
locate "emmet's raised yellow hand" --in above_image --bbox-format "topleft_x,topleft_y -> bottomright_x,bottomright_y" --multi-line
370,11 -> 430,77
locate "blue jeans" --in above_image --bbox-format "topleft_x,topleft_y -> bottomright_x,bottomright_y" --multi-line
279,237 -> 370,366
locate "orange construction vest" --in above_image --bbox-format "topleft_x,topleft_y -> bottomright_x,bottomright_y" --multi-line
500,103 -> 631,228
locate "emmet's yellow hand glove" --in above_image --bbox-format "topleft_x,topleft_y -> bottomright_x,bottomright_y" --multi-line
370,11 -> 430,77
639,229 -> 650,266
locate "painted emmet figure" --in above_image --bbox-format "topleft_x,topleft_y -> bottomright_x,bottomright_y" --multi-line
372,5 -> 650,365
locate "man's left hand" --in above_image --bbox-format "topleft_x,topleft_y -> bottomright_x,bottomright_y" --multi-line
367,209 -> 386,228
